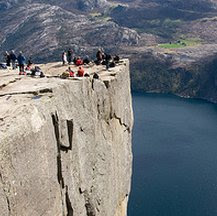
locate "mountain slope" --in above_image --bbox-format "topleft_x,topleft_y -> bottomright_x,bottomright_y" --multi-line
0,1 -> 139,62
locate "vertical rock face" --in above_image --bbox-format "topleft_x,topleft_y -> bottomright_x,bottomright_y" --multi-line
0,60 -> 133,216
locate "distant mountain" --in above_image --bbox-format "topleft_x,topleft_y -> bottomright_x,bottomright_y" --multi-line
0,0 -> 139,62
0,0 -> 109,11
0,0 -> 217,102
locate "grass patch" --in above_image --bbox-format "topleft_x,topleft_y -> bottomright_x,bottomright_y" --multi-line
158,38 -> 201,49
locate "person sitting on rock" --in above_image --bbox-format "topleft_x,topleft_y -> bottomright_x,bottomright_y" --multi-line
83,55 -> 90,65
102,53 -> 112,70
10,50 -> 17,70
26,57 -> 33,71
75,57 -> 83,66
77,66 -> 84,77
17,51 -> 26,75
114,55 -> 120,63
66,67 -> 75,77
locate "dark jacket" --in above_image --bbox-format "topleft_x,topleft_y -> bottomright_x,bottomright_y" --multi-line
10,53 -> 17,61
17,54 -> 26,65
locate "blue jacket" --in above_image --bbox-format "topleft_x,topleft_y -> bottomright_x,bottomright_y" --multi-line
17,54 -> 26,65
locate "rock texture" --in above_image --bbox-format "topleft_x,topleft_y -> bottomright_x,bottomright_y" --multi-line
0,60 -> 133,216
129,45 -> 217,103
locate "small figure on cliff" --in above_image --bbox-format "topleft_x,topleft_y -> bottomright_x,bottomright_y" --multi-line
26,57 -> 33,71
103,53 -> 112,70
83,55 -> 90,65
67,48 -> 73,64
95,48 -> 104,65
5,51 -> 11,67
75,57 -> 83,66
67,67 -> 75,77
10,50 -> 17,69
114,55 -> 120,63
62,52 -> 67,65
17,51 -> 26,74
77,66 -> 84,77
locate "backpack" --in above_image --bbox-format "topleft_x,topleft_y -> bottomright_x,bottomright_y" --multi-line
0,63 -> 7,69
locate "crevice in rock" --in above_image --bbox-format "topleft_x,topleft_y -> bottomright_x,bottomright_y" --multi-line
39,88 -> 53,94
111,113 -> 131,133
0,173 -> 11,214
65,186 -> 74,216
85,202 -> 96,216
0,77 -> 22,90
51,112 -> 64,188
84,191 -> 96,216
0,88 -> 53,98
60,119 -> 74,152
103,80 -> 110,89
91,79 -> 95,91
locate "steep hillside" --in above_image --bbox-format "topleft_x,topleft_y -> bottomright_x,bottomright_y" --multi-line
0,60 -> 133,216
129,45 -> 217,103
0,2 -> 139,62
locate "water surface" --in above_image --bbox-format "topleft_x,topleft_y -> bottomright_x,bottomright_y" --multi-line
128,92 -> 217,216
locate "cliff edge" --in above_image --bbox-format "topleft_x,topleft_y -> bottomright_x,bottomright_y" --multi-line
0,60 -> 133,216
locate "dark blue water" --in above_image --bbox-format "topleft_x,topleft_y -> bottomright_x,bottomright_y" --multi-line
128,92 -> 217,216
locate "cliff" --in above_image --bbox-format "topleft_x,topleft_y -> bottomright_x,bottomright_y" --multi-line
130,45 -> 217,103
0,60 -> 133,216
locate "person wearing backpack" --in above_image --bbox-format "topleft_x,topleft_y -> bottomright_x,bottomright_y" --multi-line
10,50 -> 17,70
67,49 -> 73,64
17,51 -> 26,74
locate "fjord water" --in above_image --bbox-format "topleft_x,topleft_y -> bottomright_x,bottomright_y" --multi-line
128,92 -> 217,216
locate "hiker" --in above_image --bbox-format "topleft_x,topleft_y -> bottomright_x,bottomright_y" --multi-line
83,55 -> 90,65
10,50 -> 17,69
114,55 -> 120,63
75,57 -> 83,66
96,49 -> 104,64
77,66 -> 84,77
26,57 -> 33,71
62,52 -> 67,65
67,49 -> 73,64
27,57 -> 33,66
30,66 -> 45,77
66,67 -> 75,77
5,51 -> 11,67
17,52 -> 26,74
103,53 -> 112,70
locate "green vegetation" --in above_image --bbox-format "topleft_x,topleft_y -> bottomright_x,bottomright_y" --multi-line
89,12 -> 112,22
158,38 -> 201,49
132,18 -> 184,39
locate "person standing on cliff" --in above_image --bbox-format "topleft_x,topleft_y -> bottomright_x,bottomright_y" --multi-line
62,52 -> 67,65
10,50 -> 17,69
17,51 -> 26,74
5,51 -> 11,67
67,48 -> 73,64
96,48 -> 104,65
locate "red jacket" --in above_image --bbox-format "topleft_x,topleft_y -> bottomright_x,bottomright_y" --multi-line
77,67 -> 84,77
76,59 -> 83,66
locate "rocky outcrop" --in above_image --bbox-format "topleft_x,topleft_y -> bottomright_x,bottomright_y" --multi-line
0,60 -> 133,215
130,45 -> 217,103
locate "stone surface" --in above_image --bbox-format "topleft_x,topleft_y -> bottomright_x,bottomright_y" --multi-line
0,59 -> 133,216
